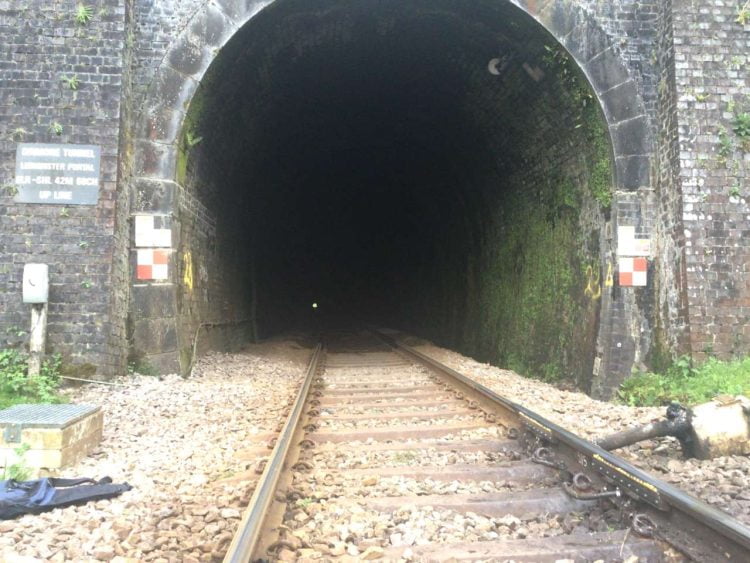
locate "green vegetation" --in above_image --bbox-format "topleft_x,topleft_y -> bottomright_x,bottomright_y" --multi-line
49,121 -> 63,136
542,43 -> 612,208
477,45 -> 608,384
10,127 -> 28,141
295,497 -> 314,508
0,350 -> 64,410
185,130 -> 203,147
176,86 -> 208,185
62,75 -> 80,91
3,443 -> 31,481
475,200 -> 595,385
733,111 -> 750,151
586,112 -> 614,207
392,451 -> 418,463
718,127 -> 733,164
75,4 -> 93,25
127,355 -> 159,377
1,184 -> 19,197
737,1 -> 750,25
419,40 -> 613,390
618,355 -> 750,407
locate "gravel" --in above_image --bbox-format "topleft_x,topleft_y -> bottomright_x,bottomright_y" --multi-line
411,338 -> 750,527
311,449 -> 513,469
277,350 -> 620,561
0,338 -> 311,562
295,473 -> 559,498
7,330 -> 748,561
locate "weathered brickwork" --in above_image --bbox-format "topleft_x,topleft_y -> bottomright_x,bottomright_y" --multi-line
0,1 -> 130,375
0,0 -> 746,392
673,1 -> 750,359
577,0 -> 660,117
652,0 -> 692,366
126,0 -> 658,389
591,189 -> 657,398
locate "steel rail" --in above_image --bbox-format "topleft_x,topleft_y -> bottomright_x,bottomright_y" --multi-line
223,343 -> 323,563
375,329 -> 750,559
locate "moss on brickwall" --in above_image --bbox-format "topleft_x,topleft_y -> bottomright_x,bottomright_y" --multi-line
468,176 -> 601,386
584,104 -> 614,208
413,45 -> 612,389
167,4 -> 615,391
176,75 -> 210,186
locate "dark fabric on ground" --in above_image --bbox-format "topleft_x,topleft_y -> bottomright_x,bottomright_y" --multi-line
0,477 -> 131,519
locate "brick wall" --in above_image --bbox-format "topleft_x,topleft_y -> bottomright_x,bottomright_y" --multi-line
651,0 -> 692,366
673,0 -> 750,359
127,0 -> 663,388
5,0 -> 735,387
0,0 -> 129,375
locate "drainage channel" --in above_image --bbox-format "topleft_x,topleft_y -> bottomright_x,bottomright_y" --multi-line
224,330 -> 750,561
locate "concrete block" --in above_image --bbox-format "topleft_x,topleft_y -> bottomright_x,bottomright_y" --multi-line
0,404 -> 103,471
134,140 -> 178,179
690,396 -> 750,460
615,156 -> 651,190
600,80 -> 642,125
132,283 -> 177,318
131,178 -> 177,214
611,116 -> 653,161
133,317 -> 178,353
585,46 -> 632,95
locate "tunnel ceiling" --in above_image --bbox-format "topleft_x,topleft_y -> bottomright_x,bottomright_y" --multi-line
188,0 -> 588,193
179,0 -> 614,387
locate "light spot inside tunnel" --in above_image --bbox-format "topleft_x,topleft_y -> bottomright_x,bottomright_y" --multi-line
175,0 -> 614,391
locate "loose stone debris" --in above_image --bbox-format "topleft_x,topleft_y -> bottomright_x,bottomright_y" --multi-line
276,339 -> 664,562
0,338 -> 311,562
413,338 -> 750,527
5,333 -> 749,561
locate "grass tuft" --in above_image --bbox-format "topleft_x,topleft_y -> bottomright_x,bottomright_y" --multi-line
618,356 -> 750,407
0,349 -> 66,410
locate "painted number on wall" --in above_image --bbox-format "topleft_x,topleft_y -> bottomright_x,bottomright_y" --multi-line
183,251 -> 194,292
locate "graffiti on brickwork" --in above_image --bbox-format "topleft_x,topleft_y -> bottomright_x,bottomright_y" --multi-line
605,261 -> 614,287
584,264 -> 602,300
182,251 -> 194,292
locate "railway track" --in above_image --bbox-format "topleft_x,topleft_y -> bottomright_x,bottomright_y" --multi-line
224,330 -> 750,561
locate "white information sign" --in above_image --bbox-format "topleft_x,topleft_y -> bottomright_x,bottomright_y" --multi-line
14,143 -> 100,205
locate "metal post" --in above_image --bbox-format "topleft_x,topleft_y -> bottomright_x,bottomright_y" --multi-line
28,303 -> 48,376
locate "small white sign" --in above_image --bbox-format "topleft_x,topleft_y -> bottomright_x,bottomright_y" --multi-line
15,143 -> 100,205
617,226 -> 651,257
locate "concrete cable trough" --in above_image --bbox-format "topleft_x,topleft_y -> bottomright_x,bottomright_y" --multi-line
224,330 -> 750,561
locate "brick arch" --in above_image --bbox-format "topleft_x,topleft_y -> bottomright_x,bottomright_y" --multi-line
133,0 -> 651,191
128,0 -> 653,383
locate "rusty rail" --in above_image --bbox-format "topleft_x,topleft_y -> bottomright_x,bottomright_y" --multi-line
225,330 -> 750,561
223,343 -> 324,562
375,329 -> 750,561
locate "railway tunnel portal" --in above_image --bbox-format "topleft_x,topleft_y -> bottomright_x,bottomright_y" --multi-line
10,0 -> 744,399
131,0 -> 653,396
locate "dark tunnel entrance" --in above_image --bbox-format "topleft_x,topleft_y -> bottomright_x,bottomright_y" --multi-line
175,0 -> 614,390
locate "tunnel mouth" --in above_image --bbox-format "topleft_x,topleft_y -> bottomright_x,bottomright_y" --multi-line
173,0 -> 614,390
